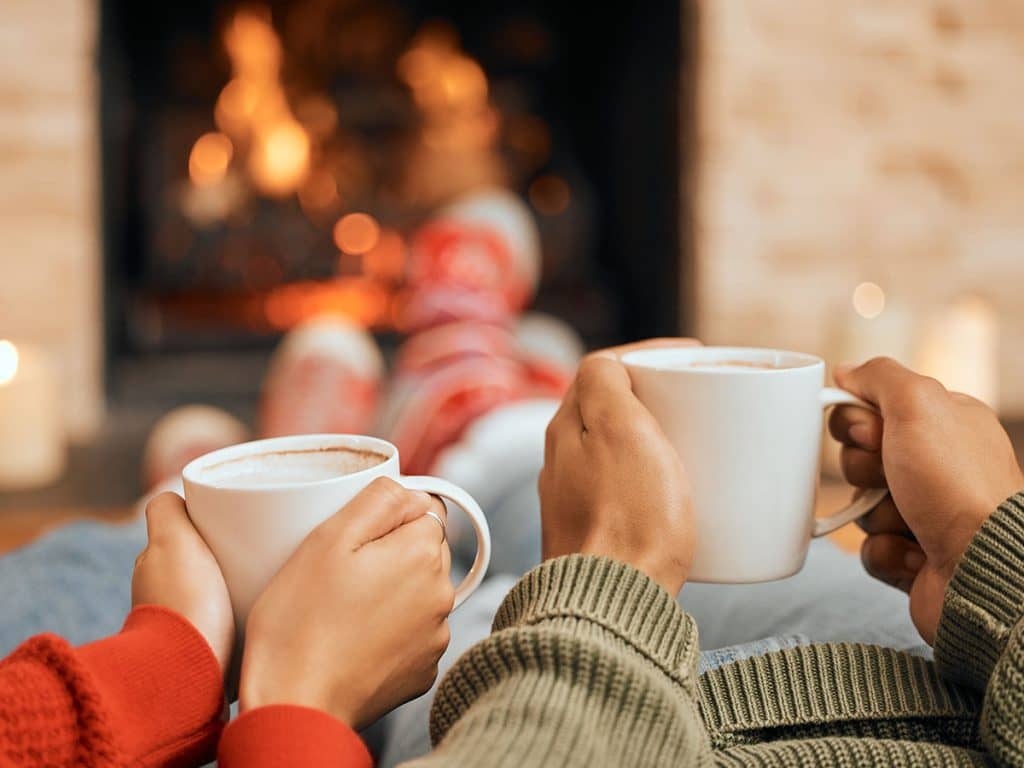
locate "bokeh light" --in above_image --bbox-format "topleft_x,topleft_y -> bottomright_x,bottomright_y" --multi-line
298,169 -> 340,213
215,78 -> 262,135
528,175 -> 571,216
249,120 -> 311,196
188,132 -> 233,187
363,229 -> 407,281
0,341 -> 19,386
505,115 -> 552,169
438,58 -> 488,107
333,213 -> 381,255
852,282 -> 886,319
223,8 -> 282,82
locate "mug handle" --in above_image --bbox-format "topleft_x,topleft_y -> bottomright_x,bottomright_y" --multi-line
398,475 -> 492,609
812,387 -> 890,538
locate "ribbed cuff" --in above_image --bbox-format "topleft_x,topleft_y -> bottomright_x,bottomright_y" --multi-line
219,705 -> 372,768
493,554 -> 698,688
935,492 -> 1024,690
77,605 -> 225,767
699,643 -> 978,741
3,634 -> 121,765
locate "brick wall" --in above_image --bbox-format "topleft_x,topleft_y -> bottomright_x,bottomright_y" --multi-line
0,0 -> 102,437
694,0 -> 1024,415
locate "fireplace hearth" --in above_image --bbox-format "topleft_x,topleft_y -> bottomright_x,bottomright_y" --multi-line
101,0 -> 689,401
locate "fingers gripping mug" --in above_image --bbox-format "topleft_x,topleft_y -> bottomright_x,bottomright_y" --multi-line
183,434 -> 492,634
622,347 -> 887,583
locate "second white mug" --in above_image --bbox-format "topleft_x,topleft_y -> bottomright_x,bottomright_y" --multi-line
622,346 -> 885,583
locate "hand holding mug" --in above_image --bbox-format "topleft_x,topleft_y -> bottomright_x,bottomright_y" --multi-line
132,492 -> 235,676
540,353 -> 695,596
239,477 -> 454,729
623,345 -> 885,583
831,357 -> 1024,643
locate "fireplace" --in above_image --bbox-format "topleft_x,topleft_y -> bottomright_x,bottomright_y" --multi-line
99,0 -> 689,401
6,0 -> 1024,512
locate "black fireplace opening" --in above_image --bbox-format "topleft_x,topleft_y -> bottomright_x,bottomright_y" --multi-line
99,0 -> 688,404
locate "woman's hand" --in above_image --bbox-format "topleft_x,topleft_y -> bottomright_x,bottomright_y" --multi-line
239,477 -> 454,730
132,492 -> 235,676
540,352 -> 694,596
831,357 -> 1024,643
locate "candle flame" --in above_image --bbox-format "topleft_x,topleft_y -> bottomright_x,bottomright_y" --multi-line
852,282 -> 886,319
0,340 -> 19,386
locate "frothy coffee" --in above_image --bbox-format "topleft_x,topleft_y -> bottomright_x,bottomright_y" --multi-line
689,360 -> 782,370
201,447 -> 387,487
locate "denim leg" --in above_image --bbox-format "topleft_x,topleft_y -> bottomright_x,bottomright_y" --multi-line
457,481 -> 924,652
0,515 -> 147,655
0,482 -> 181,655
680,537 -> 924,651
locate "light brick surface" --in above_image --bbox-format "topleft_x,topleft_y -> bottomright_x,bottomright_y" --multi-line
694,0 -> 1024,415
0,0 -> 102,438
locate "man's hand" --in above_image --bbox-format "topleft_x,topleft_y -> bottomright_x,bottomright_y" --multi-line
831,357 -> 1024,643
239,478 -> 454,730
132,492 -> 235,675
540,351 -> 694,595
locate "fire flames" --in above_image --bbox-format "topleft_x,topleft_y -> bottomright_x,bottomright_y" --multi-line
207,8 -> 311,197
182,6 -> 505,334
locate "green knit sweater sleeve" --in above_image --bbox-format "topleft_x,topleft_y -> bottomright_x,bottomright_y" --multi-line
407,555 -> 709,767
934,491 -> 1024,765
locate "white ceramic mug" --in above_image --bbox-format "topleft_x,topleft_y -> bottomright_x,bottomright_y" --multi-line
183,434 -> 491,633
622,346 -> 887,583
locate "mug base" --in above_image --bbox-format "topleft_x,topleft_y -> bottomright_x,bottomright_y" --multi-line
686,564 -> 802,585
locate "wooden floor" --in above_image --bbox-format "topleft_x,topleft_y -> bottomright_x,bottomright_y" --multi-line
0,506 -> 137,554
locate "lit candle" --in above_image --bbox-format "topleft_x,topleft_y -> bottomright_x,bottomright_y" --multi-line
0,340 -> 66,489
915,296 -> 999,410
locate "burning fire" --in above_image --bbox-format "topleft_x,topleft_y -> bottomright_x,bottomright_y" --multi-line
180,8 -> 506,333
264,278 -> 391,329
209,7 -> 311,196
223,7 -> 282,82
398,26 -> 497,152
249,119 -> 311,197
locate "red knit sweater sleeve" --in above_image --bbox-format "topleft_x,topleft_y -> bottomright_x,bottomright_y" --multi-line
218,705 -> 373,768
0,605 -> 225,768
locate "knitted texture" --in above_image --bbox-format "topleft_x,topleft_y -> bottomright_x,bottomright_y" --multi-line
0,634 -> 118,767
417,494 -> 1024,767
0,606 -> 225,768
935,493 -> 1024,766
219,705 -> 373,768
416,555 -> 707,767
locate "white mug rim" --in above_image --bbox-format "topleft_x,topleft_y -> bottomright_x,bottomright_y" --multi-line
621,346 -> 824,375
182,433 -> 398,492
